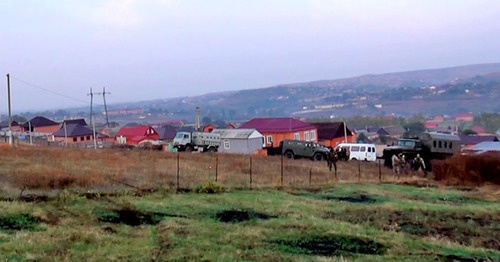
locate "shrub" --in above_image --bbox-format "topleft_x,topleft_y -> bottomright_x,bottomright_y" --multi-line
433,153 -> 500,185
195,182 -> 224,194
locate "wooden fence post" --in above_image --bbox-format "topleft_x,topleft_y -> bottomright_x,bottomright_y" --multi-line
176,153 -> 180,190
215,155 -> 218,182
378,159 -> 382,182
358,160 -> 361,182
249,156 -> 252,189
309,167 -> 312,186
280,154 -> 284,187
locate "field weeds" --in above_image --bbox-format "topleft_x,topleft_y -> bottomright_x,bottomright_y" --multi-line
0,146 -> 498,261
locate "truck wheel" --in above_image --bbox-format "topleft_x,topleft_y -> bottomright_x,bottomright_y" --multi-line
313,153 -> 324,161
285,151 -> 294,159
208,147 -> 217,153
185,146 -> 193,152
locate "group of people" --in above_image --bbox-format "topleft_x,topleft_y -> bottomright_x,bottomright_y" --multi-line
392,153 -> 426,175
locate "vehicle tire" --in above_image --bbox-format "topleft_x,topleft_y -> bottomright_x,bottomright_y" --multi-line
185,145 -> 193,152
208,147 -> 217,153
351,157 -> 357,161
285,151 -> 294,159
313,153 -> 324,161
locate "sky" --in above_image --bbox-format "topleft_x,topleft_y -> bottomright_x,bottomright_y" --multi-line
1,0 -> 500,112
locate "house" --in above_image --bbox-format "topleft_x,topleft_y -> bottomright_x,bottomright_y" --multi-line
61,118 -> 87,126
431,115 -> 444,123
455,113 -> 474,122
470,126 -> 486,135
0,120 -> 23,132
52,124 -> 96,144
115,125 -> 159,145
462,141 -> 500,155
203,124 -> 216,133
459,134 -> 499,148
239,117 -> 317,148
377,126 -> 406,138
424,122 -> 438,129
23,116 -> 60,133
310,122 -> 356,147
155,126 -> 178,141
210,129 -> 264,154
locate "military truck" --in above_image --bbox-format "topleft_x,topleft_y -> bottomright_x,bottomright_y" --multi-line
173,131 -> 220,152
281,139 -> 331,161
382,132 -> 461,170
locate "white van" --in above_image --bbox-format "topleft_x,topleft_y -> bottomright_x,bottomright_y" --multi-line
335,143 -> 377,161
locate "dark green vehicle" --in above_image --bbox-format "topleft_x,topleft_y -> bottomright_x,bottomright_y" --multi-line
281,139 -> 330,161
382,132 -> 461,170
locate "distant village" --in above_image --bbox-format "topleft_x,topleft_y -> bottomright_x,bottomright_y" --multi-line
1,107 -> 499,156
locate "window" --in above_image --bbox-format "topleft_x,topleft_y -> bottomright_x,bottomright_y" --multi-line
310,130 -> 316,141
304,131 -> 310,141
80,136 -> 84,141
372,147 -> 376,153
223,139 -> 230,149
438,141 -> 442,148
351,146 -> 360,152
360,146 -> 366,152
86,136 -> 91,140
444,141 -> 447,148
294,132 -> 300,140
433,141 -> 436,148
73,137 -> 77,142
267,135 -> 273,144
368,147 -> 371,152
449,142 -> 453,149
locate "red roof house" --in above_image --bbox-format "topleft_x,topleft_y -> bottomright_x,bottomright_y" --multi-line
310,122 -> 356,147
115,125 -> 159,145
239,117 -> 317,147
456,113 -> 473,122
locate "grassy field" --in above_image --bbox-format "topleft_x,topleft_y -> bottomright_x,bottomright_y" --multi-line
0,183 -> 498,261
0,146 -> 498,261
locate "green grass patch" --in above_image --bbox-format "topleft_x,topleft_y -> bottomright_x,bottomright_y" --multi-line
273,235 -> 388,256
0,214 -> 41,231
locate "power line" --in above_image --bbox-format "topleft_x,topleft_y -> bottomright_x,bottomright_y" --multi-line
10,76 -> 88,104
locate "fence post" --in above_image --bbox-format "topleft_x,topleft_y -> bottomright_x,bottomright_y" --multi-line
215,155 -> 218,182
309,167 -> 312,186
249,156 -> 252,189
378,159 -> 382,182
358,160 -> 361,182
280,154 -> 284,187
176,153 -> 180,190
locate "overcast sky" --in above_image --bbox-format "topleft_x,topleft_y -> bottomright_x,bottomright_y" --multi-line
1,0 -> 499,112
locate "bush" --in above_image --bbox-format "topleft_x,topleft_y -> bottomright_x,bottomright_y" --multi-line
195,182 -> 224,194
433,153 -> 500,185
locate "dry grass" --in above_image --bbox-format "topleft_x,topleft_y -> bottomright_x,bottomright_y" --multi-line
0,146 -> 428,193
433,153 -> 500,186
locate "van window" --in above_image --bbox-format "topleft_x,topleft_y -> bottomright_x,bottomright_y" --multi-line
372,147 -> 376,153
368,147 -> 371,152
351,146 -> 360,152
360,146 -> 366,152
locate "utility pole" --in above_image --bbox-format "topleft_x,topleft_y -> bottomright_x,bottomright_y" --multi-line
195,107 -> 200,131
101,87 -> 110,127
6,74 -> 12,146
87,88 -> 94,126
343,121 -> 348,143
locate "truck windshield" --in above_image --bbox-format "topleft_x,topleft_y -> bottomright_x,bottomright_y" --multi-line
175,133 -> 184,139
397,140 -> 415,147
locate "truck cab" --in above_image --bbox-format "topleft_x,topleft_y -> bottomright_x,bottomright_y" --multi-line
173,132 -> 192,151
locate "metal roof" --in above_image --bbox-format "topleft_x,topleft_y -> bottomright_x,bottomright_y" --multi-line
211,129 -> 263,139
424,132 -> 461,141
239,118 -> 315,132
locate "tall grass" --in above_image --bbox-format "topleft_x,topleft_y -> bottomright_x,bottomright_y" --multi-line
0,146 -> 422,192
433,153 -> 500,185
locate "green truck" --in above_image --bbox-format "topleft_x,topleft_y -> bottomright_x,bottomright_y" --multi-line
281,139 -> 330,161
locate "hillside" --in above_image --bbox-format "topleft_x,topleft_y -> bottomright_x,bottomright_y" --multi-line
9,63 -> 500,123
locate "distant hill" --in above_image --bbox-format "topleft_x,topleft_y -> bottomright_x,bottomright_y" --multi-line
11,63 -> 500,123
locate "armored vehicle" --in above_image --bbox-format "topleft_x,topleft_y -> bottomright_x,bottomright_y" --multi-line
281,139 -> 331,161
173,131 -> 220,152
382,132 -> 461,170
